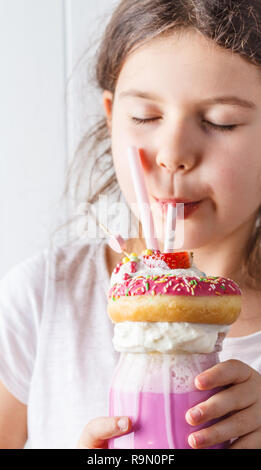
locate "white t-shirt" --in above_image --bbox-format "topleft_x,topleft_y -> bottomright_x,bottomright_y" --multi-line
0,240 -> 260,449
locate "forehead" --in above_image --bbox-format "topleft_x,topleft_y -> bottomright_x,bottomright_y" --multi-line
116,29 -> 261,102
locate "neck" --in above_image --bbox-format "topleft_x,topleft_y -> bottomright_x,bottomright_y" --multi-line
192,238 -> 244,285
191,217 -> 255,289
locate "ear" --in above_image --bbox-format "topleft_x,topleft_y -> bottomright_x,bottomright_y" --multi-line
102,90 -> 114,134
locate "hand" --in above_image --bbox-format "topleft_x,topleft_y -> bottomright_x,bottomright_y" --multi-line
185,359 -> 261,449
77,416 -> 132,449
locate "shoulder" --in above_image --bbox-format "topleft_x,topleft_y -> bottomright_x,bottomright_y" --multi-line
0,248 -> 48,304
0,239 -> 108,320
47,238 -> 108,284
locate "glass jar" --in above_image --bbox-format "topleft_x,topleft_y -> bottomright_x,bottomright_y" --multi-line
108,350 -> 228,449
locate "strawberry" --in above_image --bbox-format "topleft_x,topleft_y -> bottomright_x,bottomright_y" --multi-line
142,250 -> 192,269
160,252 -> 191,269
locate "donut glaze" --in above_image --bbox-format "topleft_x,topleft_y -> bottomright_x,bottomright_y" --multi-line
108,274 -> 241,300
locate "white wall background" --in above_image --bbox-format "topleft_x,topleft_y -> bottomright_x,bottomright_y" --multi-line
0,0 -> 117,278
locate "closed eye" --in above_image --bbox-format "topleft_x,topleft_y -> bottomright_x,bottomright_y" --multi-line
131,116 -> 160,125
131,116 -> 238,132
202,120 -> 238,132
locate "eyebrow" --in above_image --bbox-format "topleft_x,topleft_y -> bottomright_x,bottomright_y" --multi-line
119,89 -> 256,109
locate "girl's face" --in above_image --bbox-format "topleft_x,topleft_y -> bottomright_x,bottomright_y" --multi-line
103,30 -> 261,249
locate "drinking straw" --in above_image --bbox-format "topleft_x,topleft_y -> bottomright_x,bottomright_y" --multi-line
127,146 -> 159,250
164,204 -> 176,252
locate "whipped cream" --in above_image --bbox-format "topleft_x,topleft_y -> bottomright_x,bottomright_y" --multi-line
110,255 -> 206,287
112,321 -> 229,354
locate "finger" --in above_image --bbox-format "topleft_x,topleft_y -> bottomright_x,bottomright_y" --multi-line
229,428 -> 261,449
188,403 -> 259,449
186,380 -> 257,426
195,360 -> 252,390
77,416 -> 131,449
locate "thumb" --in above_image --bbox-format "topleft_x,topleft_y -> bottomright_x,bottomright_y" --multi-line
77,416 -> 131,449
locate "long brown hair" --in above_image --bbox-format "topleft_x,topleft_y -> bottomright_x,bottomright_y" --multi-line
55,0 -> 261,289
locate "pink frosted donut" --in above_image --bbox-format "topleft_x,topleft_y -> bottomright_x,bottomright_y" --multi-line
108,272 -> 242,325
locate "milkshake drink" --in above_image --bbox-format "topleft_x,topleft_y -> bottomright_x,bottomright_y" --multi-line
109,351 -> 226,449
107,250 -> 242,449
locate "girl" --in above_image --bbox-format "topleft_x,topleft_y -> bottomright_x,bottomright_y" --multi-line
0,0 -> 261,449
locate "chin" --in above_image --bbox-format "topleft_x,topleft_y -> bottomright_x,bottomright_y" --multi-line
179,226 -> 219,250
149,205 -> 218,251
154,216 -> 215,251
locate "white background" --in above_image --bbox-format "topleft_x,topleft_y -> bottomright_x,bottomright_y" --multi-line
0,0 -> 117,278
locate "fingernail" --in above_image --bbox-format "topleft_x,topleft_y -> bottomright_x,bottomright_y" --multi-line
187,407 -> 202,423
117,417 -> 128,431
195,373 -> 209,388
188,432 -> 205,448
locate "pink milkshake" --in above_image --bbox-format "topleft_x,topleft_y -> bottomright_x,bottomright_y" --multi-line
108,351 -> 228,449
109,389 -> 226,449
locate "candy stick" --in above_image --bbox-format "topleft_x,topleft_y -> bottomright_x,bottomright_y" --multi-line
127,146 -> 159,250
98,222 -> 128,256
164,204 -> 176,252
89,205 -> 128,255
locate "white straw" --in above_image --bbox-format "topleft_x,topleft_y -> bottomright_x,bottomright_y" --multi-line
164,204 -> 176,252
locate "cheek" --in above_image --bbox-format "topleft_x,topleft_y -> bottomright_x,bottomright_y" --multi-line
202,153 -> 238,195
208,135 -> 249,187
216,162 -> 241,193
205,146 -> 260,219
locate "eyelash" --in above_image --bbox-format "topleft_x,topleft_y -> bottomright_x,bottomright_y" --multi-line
131,117 -> 237,132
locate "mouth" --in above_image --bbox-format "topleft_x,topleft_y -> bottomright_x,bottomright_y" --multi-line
152,196 -> 204,219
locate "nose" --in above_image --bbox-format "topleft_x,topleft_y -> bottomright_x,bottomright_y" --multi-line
156,121 -> 199,173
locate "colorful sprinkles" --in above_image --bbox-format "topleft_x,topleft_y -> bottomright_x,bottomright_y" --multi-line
108,274 -> 241,300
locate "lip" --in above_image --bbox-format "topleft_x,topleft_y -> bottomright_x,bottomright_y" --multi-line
152,196 -> 203,219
